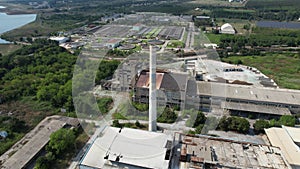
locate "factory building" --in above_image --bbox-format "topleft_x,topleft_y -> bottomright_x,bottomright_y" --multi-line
177,133 -> 291,169
194,81 -> 300,117
79,127 -> 172,169
132,73 -> 300,117
132,70 -> 188,108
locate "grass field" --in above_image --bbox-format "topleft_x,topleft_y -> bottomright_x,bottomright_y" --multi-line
0,44 -> 22,55
222,53 -> 300,89
188,0 -> 245,7
205,33 -> 222,44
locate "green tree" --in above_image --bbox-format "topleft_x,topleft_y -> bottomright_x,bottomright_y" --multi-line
195,124 -> 204,134
218,116 -> 228,131
112,120 -> 122,128
253,119 -> 270,134
46,128 -> 76,156
135,120 -> 141,128
194,111 -> 206,127
269,119 -> 280,127
236,118 -> 250,134
278,115 -> 296,127
34,156 -> 51,169
185,111 -> 206,127
157,107 -> 177,123
97,97 -> 113,114
217,116 -> 250,134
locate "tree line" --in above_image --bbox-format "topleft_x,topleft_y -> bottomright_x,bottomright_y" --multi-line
184,109 -> 297,135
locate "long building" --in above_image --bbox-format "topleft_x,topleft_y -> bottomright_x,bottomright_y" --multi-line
0,116 -> 79,169
188,81 -> 300,117
133,71 -> 300,117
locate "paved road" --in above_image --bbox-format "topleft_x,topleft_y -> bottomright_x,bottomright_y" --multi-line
158,40 -> 170,53
67,125 -> 105,169
184,22 -> 195,51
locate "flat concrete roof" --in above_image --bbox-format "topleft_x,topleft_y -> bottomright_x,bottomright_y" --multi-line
197,81 -> 300,106
265,127 -> 300,167
80,127 -> 171,169
181,135 -> 291,169
283,126 -> 300,144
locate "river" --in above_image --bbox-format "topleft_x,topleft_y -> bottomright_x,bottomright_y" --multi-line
0,6 -> 37,43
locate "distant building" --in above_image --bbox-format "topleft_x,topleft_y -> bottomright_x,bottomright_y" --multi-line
49,36 -> 70,44
105,39 -> 121,49
177,133 -> 291,168
220,23 -> 236,34
132,23 -> 142,31
195,16 -> 210,20
79,126 -> 172,169
203,43 -> 218,49
181,15 -> 193,22
265,126 -> 300,168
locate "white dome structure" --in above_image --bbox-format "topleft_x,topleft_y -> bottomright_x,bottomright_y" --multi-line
220,23 -> 236,34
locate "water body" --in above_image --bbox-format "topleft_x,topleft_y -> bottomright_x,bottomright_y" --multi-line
257,21 -> 300,29
0,7 -> 37,43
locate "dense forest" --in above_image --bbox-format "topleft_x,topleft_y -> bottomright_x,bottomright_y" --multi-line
0,40 -> 120,113
0,40 -> 76,111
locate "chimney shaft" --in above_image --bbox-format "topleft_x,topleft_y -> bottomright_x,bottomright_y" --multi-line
149,45 -> 157,132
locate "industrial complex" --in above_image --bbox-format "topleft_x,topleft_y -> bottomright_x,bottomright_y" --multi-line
1,12 -> 300,169
76,13 -> 300,169
78,41 -> 300,169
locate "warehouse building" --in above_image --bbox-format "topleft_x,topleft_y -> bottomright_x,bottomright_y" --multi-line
79,127 -> 172,169
132,74 -> 300,117
132,70 -> 188,108
194,81 -> 300,117
132,71 -> 300,117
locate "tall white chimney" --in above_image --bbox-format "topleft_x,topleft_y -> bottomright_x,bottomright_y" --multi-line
149,45 -> 157,132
